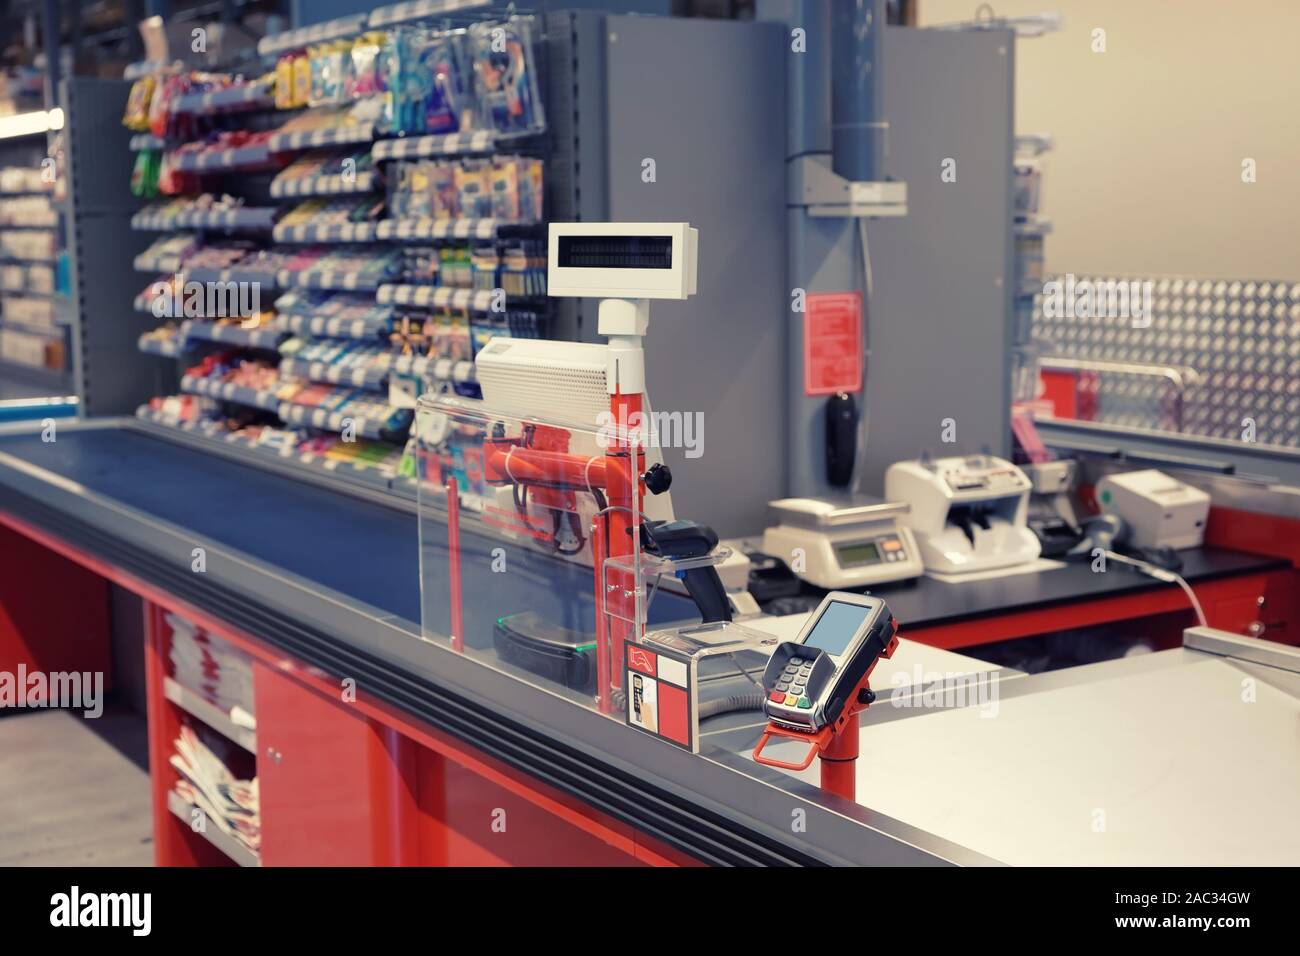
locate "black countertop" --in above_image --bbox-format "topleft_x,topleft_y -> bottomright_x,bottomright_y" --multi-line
843,547 -> 1285,630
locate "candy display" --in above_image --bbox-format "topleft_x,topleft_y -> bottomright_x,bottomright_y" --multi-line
388,156 -> 541,222
127,14 -> 552,487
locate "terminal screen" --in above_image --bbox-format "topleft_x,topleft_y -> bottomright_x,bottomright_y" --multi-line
804,601 -> 873,657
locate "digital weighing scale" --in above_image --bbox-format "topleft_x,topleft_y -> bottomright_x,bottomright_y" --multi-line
761,497 -> 924,589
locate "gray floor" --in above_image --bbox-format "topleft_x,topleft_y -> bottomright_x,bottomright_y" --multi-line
0,706 -> 154,866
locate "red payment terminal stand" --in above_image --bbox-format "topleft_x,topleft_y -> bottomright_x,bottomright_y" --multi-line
751,592 -> 898,801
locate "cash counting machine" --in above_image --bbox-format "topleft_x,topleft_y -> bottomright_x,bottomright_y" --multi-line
885,454 -> 1041,575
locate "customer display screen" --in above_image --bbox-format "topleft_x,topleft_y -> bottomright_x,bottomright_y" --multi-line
804,601 -> 873,657
558,235 -> 673,269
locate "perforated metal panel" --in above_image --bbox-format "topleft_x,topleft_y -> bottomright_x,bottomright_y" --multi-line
1034,274 -> 1300,449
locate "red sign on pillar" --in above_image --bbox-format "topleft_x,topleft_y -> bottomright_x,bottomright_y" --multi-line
803,291 -> 863,396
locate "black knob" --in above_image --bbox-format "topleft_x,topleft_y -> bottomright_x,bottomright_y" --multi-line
857,687 -> 876,706
643,463 -> 672,495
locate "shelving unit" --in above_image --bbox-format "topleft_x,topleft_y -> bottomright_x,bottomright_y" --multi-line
122,9 -> 553,499
163,676 -> 257,752
165,791 -> 261,867
0,120 -> 67,395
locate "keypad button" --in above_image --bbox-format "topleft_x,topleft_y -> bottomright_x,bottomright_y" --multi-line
791,684 -> 805,695
769,690 -> 785,703
776,681 -> 790,692
798,697 -> 811,709
790,657 -> 804,666
784,694 -> 799,706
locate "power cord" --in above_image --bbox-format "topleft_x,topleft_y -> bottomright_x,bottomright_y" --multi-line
1104,550 -> 1208,628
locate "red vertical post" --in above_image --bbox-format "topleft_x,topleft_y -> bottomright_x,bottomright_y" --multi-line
605,391 -> 643,694
591,518 -> 612,715
819,716 -> 860,802
446,476 -> 464,653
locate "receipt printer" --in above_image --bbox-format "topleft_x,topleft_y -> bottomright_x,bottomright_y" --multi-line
885,454 -> 1041,575
1096,469 -> 1210,550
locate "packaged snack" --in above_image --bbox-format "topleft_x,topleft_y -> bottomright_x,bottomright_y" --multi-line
349,33 -> 386,100
489,159 -> 520,221
275,53 -> 295,109
455,161 -> 493,219
123,75 -> 156,130
293,51 -> 313,108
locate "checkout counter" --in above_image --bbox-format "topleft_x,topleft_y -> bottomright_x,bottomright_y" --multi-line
2,415 -> 1299,866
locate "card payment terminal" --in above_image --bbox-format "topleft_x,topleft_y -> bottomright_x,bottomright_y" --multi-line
759,592 -> 898,736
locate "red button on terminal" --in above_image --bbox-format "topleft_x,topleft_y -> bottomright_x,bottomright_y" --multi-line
769,690 -> 786,703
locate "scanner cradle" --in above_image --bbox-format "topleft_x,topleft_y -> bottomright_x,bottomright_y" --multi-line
752,592 -> 898,781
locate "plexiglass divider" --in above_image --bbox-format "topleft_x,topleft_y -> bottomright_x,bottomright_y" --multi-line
415,392 -> 655,716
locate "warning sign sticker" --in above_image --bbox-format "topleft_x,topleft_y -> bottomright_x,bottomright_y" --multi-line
803,291 -> 863,396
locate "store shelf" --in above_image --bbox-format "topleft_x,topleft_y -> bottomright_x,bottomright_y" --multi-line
267,122 -> 376,154
279,356 -> 389,390
137,333 -> 184,358
0,317 -> 63,338
123,60 -> 178,81
132,205 -> 279,232
377,284 -> 512,311
258,14 -> 368,57
270,170 -> 378,198
372,129 -> 497,160
1015,216 -> 1053,237
165,790 -> 260,867
376,218 -> 538,242
369,0 -> 499,28
186,321 -> 286,350
172,143 -> 275,173
278,312 -> 391,340
129,133 -> 169,151
186,265 -> 283,288
272,221 -> 378,244
170,83 -> 275,115
278,402 -> 406,440
133,252 -> 183,273
276,268 -> 393,292
0,356 -> 67,388
386,353 -> 476,384
181,375 -> 282,412
136,406 -> 402,494
163,676 -> 257,752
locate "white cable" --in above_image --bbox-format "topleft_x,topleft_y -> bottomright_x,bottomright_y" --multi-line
1104,550 -> 1208,628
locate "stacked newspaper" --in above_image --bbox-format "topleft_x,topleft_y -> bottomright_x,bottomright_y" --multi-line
167,612 -> 256,730
171,725 -> 261,854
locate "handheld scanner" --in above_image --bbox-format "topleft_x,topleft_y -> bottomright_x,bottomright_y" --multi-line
760,592 -> 898,735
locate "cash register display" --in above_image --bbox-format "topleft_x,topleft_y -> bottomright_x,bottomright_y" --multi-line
804,600 -> 874,658
834,540 -> 881,567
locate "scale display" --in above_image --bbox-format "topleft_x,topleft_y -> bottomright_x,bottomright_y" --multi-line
834,541 -> 881,566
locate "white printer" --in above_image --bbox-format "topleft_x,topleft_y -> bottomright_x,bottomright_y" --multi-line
1096,469 -> 1210,550
885,455 -> 1041,575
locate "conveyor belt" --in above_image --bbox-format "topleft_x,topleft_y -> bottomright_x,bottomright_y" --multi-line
0,425 -> 847,866
0,426 -> 692,633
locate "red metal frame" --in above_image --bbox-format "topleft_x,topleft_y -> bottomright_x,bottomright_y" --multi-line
0,508 -> 692,866
0,521 -> 112,699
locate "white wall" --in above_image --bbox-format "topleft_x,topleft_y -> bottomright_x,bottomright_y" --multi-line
920,0 -> 1300,280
